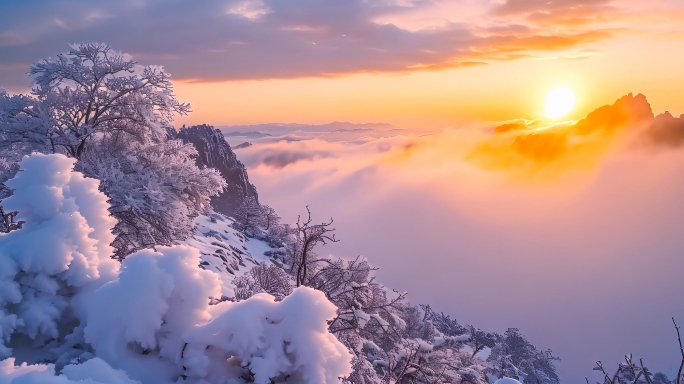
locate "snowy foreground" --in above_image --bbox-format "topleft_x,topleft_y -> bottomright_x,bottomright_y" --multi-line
0,155 -> 533,384
0,154 -> 351,383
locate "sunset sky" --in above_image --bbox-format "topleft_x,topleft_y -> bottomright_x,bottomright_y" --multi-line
2,1 -> 684,382
1,0 -> 684,127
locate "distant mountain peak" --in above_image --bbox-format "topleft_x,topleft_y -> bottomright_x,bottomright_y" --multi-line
223,131 -> 272,138
573,92 -> 654,135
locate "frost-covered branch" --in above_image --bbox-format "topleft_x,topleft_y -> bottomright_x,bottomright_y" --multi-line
675,317 -> 684,384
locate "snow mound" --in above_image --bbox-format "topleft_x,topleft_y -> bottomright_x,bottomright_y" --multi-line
0,154 -> 119,360
183,287 -> 352,383
83,245 -> 221,375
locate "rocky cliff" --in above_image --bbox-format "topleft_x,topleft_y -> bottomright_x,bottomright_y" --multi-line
173,124 -> 259,216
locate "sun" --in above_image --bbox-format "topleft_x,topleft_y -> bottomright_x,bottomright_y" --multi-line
545,87 -> 575,119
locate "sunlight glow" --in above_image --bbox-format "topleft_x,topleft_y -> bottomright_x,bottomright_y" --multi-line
545,87 -> 575,119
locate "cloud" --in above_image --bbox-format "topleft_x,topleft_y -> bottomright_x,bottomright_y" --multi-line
493,0 -> 617,24
463,93 -> 665,179
0,31 -> 30,47
235,94 -> 684,382
252,144 -> 333,169
238,93 -> 670,181
0,0 -> 664,89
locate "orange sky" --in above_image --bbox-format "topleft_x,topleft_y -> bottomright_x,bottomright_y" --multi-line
174,34 -> 684,129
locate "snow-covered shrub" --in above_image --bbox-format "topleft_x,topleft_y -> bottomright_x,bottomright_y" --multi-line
183,287 -> 352,383
84,246 -> 350,382
82,245 -> 221,382
0,153 -> 118,363
233,263 -> 293,301
487,328 -> 560,384
83,244 -> 350,383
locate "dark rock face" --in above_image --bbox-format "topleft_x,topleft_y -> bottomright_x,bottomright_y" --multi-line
174,125 -> 259,216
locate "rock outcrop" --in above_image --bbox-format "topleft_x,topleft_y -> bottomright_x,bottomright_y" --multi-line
173,125 -> 259,216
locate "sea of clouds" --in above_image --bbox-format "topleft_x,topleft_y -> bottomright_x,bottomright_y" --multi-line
226,96 -> 684,382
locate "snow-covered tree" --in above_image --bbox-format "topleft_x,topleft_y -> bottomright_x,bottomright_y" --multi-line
262,205 -> 280,230
0,44 -> 226,257
19,43 -> 190,158
589,356 -> 656,384
232,196 -> 265,236
0,89 -> 45,159
488,328 -> 560,384
288,206 -> 339,287
0,90 -> 40,233
78,139 -> 225,259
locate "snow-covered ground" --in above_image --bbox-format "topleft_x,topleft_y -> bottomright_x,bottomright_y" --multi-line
185,213 -> 274,298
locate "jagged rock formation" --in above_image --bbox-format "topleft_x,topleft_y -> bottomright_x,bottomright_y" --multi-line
173,125 -> 259,216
